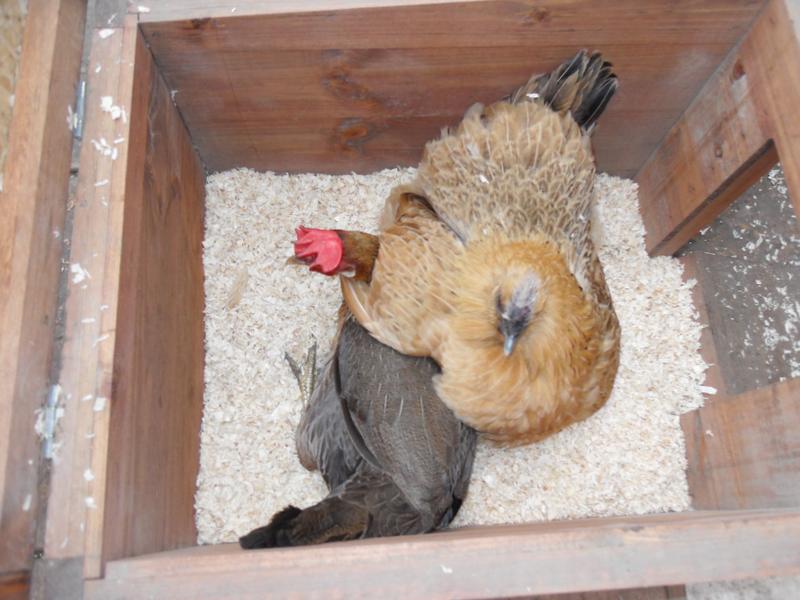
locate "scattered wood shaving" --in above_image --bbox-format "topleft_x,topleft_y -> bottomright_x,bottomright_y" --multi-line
197,170 -> 706,544
98,28 -> 115,39
22,494 -> 32,512
70,263 -> 90,284
700,385 -> 718,395
93,397 -> 107,412
83,469 -> 95,481
92,335 -> 109,348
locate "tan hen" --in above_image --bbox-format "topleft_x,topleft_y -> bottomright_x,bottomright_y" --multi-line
294,51 -> 621,445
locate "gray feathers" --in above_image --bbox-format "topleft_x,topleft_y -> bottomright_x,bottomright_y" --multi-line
240,315 -> 477,548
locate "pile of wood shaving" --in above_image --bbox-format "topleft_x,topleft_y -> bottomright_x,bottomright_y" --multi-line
197,169 -> 706,544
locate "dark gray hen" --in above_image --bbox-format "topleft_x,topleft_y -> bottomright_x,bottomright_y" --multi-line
239,311 -> 477,548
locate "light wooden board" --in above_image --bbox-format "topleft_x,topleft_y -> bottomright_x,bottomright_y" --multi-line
638,0 -> 800,256
140,0 -> 490,21
139,0 -> 763,176
41,17 -> 205,581
682,378 -> 800,510
85,509 -> 800,599
0,0 -> 85,574
41,20 -> 139,581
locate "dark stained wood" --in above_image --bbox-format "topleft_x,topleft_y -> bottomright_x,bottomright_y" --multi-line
0,571 -> 29,600
102,24 -> 206,566
682,378 -> 800,510
139,0 -> 763,176
85,509 -> 800,599
638,0 -> 800,256
0,0 -> 86,574
533,586 -> 686,600
41,18 -> 205,581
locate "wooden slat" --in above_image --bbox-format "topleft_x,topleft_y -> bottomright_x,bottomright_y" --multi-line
534,586 -> 686,600
41,17 -> 206,581
140,0 -> 489,21
682,378 -> 800,510
139,0 -> 762,176
101,24 -> 206,565
637,0 -> 800,256
0,570 -> 29,600
85,510 -> 800,599
746,0 -> 800,219
0,0 -> 86,573
41,20 -> 138,580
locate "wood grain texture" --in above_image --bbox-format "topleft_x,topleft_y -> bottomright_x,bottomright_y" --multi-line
139,0 -> 489,21
139,0 -> 763,176
0,570 -> 29,600
42,20 -> 139,578
42,18 -> 205,581
0,0 -> 85,573
682,378 -> 800,510
533,586 -> 686,600
85,509 -> 800,599
638,0 -> 800,256
102,24 -> 206,566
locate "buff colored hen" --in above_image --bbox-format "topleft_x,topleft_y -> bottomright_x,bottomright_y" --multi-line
294,51 -> 621,445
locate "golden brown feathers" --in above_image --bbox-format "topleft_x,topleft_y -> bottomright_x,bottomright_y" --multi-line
337,51 -> 621,444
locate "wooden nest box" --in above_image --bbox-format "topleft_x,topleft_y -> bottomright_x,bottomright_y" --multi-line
1,0 -> 799,597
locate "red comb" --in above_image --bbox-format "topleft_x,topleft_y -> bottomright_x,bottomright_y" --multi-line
293,226 -> 343,276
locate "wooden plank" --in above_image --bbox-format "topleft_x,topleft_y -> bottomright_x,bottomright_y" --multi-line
41,20 -> 139,580
0,570 -> 29,600
41,17 -> 206,581
682,378 -> 800,510
746,0 -> 800,219
140,0 -> 489,21
85,509 -> 800,599
140,0 -> 762,176
638,0 -> 800,256
0,0 -> 86,574
101,24 -> 206,566
534,586 -> 685,600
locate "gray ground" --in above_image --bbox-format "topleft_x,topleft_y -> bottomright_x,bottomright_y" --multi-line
680,164 -> 800,600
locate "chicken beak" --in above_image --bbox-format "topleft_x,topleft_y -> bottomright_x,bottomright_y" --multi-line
285,256 -> 305,267
502,333 -> 518,356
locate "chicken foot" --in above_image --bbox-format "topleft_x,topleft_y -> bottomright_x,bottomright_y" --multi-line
284,341 -> 317,407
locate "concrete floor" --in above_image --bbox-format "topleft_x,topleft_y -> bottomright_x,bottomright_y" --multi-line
680,164 -> 800,600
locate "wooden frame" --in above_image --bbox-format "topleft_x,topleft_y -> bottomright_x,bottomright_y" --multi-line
0,0 -> 86,588
3,0 -> 799,597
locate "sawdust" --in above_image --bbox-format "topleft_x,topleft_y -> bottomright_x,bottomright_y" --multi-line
197,168 -> 706,544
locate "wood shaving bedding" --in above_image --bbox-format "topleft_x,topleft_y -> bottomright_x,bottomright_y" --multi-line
197,169 -> 705,544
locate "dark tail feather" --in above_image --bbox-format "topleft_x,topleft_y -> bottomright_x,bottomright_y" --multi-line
508,50 -> 618,131
239,499 -> 369,549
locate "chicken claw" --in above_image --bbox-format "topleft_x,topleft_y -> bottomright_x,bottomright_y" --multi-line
285,341 -> 317,406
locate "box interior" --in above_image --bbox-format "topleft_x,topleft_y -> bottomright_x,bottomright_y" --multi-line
107,1 -> 771,562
